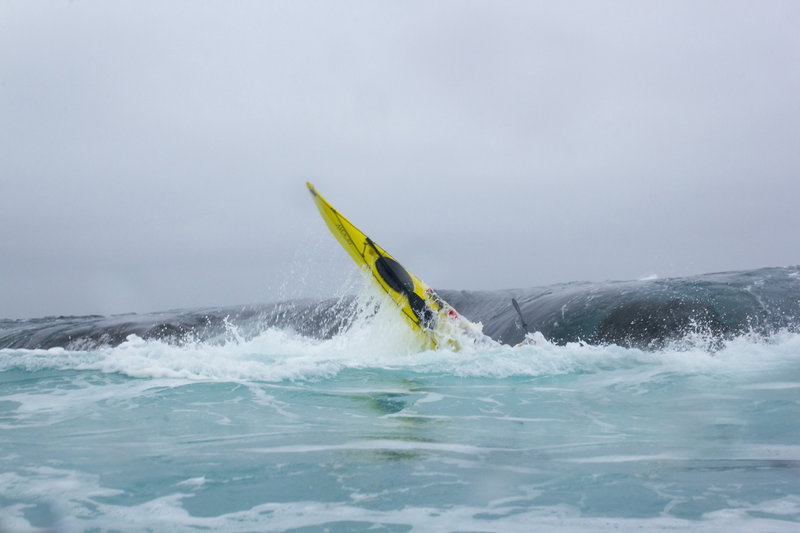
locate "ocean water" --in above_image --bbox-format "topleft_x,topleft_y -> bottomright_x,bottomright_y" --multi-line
1,268 -> 799,532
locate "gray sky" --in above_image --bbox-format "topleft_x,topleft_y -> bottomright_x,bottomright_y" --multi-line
2,1 -> 799,318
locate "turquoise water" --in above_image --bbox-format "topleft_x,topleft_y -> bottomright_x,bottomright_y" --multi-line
1,306 -> 799,531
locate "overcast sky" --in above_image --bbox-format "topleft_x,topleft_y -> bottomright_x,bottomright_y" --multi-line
2,1 -> 799,318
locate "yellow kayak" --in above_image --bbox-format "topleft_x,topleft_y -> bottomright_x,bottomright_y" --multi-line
306,182 -> 481,349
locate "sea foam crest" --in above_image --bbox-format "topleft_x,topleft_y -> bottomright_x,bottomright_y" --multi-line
2,324 -> 800,385
2,279 -> 800,383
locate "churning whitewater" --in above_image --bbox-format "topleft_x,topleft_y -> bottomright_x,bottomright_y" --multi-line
1,267 -> 799,531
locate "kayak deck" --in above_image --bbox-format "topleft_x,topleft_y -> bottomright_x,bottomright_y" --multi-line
307,182 -> 482,349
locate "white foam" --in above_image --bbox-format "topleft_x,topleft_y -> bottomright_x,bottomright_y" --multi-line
0,377 -> 177,428
245,439 -> 507,456
2,306 -> 800,385
565,453 -> 684,464
3,465 -> 799,533
415,392 -> 445,404
741,381 -> 800,390
175,477 -> 206,488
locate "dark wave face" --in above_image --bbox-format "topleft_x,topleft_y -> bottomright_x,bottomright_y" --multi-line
2,267 -> 799,351
446,266 -> 800,349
